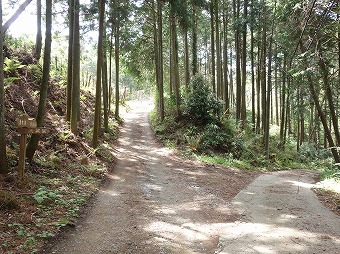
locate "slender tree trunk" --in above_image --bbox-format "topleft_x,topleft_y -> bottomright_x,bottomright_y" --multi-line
152,0 -> 160,116
114,21 -> 120,119
192,3 -> 198,75
240,0 -> 248,122
66,0 -> 74,122
34,0 -> 42,60
92,0 -> 105,148
215,0 -> 222,99
26,0 -> 52,161
300,43 -> 340,163
170,3 -> 180,117
223,5 -> 229,111
317,42 -> 340,146
184,29 -> 189,90
154,0 -> 164,120
210,2 -> 216,94
264,0 -> 275,159
70,0 -> 80,134
0,0 -> 8,173
109,23 -> 114,112
279,55 -> 287,143
256,30 -> 261,133
234,0 -> 241,120
102,34 -> 109,131
261,23 -> 267,133
169,11 -> 173,95
250,1 -> 255,130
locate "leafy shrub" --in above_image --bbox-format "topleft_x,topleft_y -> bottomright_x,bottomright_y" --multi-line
183,75 -> 223,124
202,123 -> 227,150
3,57 -> 25,76
27,64 -> 43,82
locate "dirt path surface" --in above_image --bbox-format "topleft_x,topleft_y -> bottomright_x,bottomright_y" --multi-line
219,170 -> 340,253
43,102 -> 340,254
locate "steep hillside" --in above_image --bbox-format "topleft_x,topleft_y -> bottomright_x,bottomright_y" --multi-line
0,51 -> 118,253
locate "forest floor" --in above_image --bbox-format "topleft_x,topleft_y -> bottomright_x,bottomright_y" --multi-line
40,101 -> 340,254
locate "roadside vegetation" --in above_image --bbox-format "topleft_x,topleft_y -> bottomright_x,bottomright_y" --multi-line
0,39 -> 119,254
150,75 -> 340,215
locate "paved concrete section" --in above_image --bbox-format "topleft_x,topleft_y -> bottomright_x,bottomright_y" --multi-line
218,170 -> 340,254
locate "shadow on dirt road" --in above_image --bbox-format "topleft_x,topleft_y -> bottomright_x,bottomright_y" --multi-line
43,101 -> 340,254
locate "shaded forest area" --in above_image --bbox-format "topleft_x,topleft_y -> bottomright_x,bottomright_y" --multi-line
0,0 -> 339,252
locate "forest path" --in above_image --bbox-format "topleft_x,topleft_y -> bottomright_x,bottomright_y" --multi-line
43,101 -> 339,254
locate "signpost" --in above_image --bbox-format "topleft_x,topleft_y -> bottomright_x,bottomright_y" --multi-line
16,115 -> 46,185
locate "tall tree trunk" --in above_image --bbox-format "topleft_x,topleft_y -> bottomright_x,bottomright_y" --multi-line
102,32 -> 109,132
300,43 -> 340,163
317,41 -> 340,146
250,0 -> 255,130
26,0 -> 52,161
184,29 -> 190,90
0,0 -> 8,173
170,3 -> 180,117
256,29 -> 261,133
223,5 -> 229,111
33,0 -> 42,60
210,2 -> 216,94
260,21 -> 267,133
154,0 -> 164,120
109,23 -> 114,112
92,0 -> 105,148
215,0 -> 222,99
279,55 -> 287,144
70,0 -> 80,134
114,19 -> 120,119
234,0 -> 241,120
66,0 -> 74,122
240,0 -> 248,122
264,0 -> 275,159
157,0 -> 164,121
192,3 -> 198,75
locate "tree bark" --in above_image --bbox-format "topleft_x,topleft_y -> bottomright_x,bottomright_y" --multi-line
240,0 -> 248,123
26,0 -> 52,161
102,25 -> 109,132
66,0 -> 74,122
223,5 -> 229,112
192,3 -> 198,75
210,2 -> 216,94
70,0 -> 80,134
215,0 -> 222,99
33,0 -> 42,60
0,0 -> 8,173
317,42 -> 340,146
114,17 -> 120,119
92,0 -> 105,148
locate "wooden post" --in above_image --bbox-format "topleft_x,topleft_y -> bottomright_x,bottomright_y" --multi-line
16,115 -> 46,186
18,131 -> 27,184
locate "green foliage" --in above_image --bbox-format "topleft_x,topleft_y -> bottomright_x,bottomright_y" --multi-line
34,186 -> 62,204
183,75 -> 223,124
3,57 -> 25,75
27,64 -> 43,82
185,134 -> 203,151
201,123 -> 228,150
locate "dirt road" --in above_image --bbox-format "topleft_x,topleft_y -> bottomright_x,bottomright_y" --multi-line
43,102 -> 340,254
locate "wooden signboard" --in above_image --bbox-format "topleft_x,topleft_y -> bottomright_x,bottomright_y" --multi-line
16,115 -> 47,186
